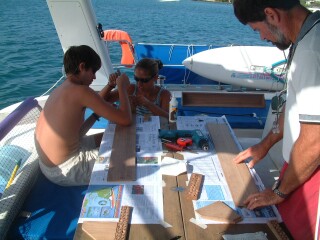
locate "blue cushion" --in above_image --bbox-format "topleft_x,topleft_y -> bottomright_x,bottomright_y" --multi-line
0,145 -> 31,195
8,171 -> 87,239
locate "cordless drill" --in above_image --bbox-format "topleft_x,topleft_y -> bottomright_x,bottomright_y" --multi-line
158,129 -> 209,151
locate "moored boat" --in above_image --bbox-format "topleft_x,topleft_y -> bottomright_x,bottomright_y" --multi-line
0,0 -> 286,238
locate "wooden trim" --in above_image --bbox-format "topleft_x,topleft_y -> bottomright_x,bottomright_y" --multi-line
185,173 -> 204,200
182,92 -> 265,108
114,206 -> 132,240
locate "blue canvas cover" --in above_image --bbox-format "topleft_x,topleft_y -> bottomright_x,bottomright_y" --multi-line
8,172 -> 87,239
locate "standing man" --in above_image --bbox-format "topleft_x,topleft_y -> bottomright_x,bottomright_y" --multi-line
232,1 -> 320,239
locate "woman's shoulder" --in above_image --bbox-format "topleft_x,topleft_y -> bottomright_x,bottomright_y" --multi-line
157,85 -> 169,93
158,86 -> 171,99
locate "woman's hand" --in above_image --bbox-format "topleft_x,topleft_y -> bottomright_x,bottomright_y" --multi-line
107,73 -> 118,88
136,94 -> 151,107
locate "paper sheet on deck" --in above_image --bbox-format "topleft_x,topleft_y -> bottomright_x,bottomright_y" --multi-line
177,116 -> 281,224
78,116 -> 164,224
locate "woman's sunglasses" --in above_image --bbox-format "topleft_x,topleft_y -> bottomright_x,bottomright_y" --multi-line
134,74 -> 156,83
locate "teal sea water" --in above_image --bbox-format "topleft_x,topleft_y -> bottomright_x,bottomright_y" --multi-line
0,0 -> 267,110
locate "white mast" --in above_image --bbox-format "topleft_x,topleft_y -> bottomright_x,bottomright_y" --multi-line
46,0 -> 114,91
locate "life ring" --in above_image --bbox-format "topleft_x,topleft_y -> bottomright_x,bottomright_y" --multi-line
103,30 -> 135,67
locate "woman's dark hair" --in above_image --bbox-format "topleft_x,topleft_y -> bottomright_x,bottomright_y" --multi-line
64,45 -> 101,74
233,0 -> 300,25
135,58 -> 163,77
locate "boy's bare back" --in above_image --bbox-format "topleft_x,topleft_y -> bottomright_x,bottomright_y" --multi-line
36,81 -> 91,166
35,45 -> 132,168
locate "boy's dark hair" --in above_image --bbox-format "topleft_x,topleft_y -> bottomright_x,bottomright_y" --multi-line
233,0 -> 300,25
135,58 -> 163,77
63,45 -> 101,75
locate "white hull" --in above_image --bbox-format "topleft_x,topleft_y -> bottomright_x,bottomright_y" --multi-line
183,46 -> 289,91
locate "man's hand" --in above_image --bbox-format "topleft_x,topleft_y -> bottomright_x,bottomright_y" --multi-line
244,188 -> 285,210
234,142 -> 269,168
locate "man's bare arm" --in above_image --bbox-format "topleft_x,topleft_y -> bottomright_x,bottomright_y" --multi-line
234,105 -> 285,168
80,75 -> 132,126
278,122 -> 320,195
245,122 -> 320,210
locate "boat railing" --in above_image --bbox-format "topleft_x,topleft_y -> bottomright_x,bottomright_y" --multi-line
0,97 -> 42,237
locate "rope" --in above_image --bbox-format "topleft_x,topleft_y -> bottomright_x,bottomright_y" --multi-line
183,44 -> 195,84
40,75 -> 65,97
168,45 -> 175,61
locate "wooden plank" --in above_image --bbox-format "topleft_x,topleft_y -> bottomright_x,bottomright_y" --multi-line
107,117 -> 136,182
181,92 -> 265,108
206,122 -> 258,206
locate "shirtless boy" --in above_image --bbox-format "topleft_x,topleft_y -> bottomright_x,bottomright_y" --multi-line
35,45 -> 132,186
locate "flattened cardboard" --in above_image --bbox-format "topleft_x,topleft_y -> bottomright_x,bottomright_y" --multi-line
196,201 -> 242,224
82,221 -> 117,240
